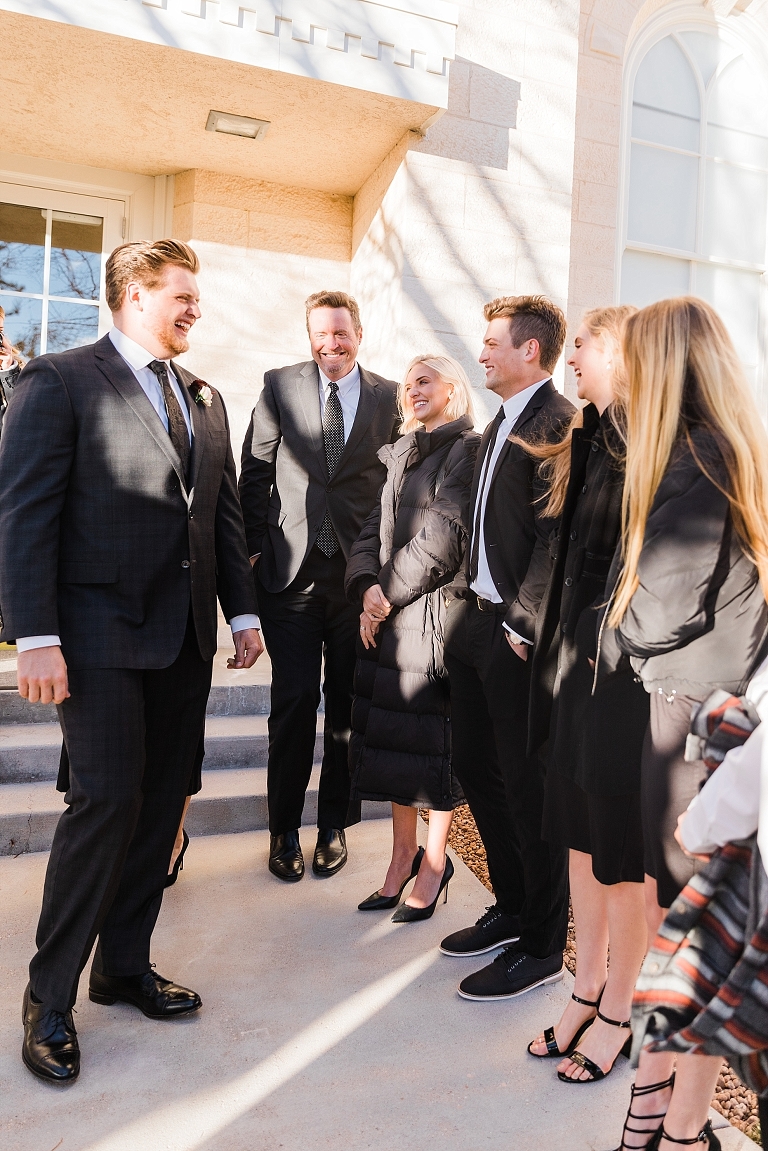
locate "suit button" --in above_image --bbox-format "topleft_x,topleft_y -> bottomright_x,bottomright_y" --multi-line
564,577 -> 573,586
326,484 -> 333,493
189,511 -> 194,520
181,560 -> 190,569
591,441 -> 599,452
570,531 -> 577,541
582,485 -> 588,494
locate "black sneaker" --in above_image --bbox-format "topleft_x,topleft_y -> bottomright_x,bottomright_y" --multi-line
458,947 -> 564,1000
440,905 -> 521,957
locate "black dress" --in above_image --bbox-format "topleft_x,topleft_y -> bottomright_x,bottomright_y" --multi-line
344,417 -> 479,810
533,404 -> 648,884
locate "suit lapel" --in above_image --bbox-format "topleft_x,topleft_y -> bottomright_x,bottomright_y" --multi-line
173,362 -> 206,495
335,367 -> 381,474
294,362 -> 327,475
93,335 -> 188,494
487,379 -> 554,492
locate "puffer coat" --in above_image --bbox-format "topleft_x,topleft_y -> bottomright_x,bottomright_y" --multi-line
345,416 -> 479,810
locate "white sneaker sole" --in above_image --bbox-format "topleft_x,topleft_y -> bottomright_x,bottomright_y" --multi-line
439,934 -> 521,958
457,967 -> 565,1001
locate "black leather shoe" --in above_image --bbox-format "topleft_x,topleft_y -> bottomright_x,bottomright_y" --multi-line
269,830 -> 304,882
89,967 -> 202,1018
458,948 -> 564,1000
313,828 -> 347,877
440,904 -> 521,957
22,983 -> 80,1084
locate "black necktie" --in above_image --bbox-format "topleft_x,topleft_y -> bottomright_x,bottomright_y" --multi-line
469,408 -> 506,583
148,360 -> 190,481
316,381 -> 345,558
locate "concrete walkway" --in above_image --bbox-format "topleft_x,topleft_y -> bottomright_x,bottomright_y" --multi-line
0,821 -> 750,1151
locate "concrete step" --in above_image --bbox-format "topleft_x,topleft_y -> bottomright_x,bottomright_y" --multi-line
0,714 -> 324,783
0,768 -> 390,855
0,682 -> 273,724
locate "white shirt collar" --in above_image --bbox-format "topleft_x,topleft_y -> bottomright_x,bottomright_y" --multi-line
318,361 -> 360,393
109,327 -> 172,371
500,377 -> 550,426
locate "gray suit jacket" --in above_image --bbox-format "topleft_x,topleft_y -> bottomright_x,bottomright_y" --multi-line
239,359 -> 399,594
0,334 -> 256,667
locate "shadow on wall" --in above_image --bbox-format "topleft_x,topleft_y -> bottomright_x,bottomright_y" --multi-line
411,58 -> 521,171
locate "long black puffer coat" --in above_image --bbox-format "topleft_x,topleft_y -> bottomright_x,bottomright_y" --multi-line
345,416 -> 479,810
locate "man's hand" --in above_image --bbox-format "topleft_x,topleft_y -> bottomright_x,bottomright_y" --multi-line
228,628 -> 264,669
674,812 -> 711,862
17,646 -> 70,704
505,633 -> 529,661
362,583 -> 391,623
359,611 -> 380,650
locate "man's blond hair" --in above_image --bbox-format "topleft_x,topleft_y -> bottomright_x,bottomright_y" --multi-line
105,240 -> 199,312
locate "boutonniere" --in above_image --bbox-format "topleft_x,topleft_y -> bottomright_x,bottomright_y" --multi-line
192,380 -> 214,408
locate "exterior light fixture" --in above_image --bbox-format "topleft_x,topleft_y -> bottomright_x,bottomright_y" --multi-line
205,110 -> 270,140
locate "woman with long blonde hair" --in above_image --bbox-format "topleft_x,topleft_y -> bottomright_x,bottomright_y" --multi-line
345,355 -> 479,919
526,306 -> 649,1086
600,297 -> 768,1151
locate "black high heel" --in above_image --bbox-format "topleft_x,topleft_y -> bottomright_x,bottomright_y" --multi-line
391,855 -> 454,923
527,989 -> 603,1058
358,847 -> 425,911
165,828 -> 189,888
558,1008 -> 632,1083
609,1074 -> 676,1151
650,1120 -> 720,1151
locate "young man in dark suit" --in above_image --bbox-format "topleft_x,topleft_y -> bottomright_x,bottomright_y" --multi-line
440,296 -> 574,999
0,240 -> 262,1083
239,292 -> 399,882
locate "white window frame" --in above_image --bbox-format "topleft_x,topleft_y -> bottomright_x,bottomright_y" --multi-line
617,3 -> 768,409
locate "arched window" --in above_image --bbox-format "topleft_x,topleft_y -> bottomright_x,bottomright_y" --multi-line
620,28 -> 768,389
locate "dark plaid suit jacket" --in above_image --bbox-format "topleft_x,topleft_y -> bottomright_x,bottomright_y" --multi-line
0,334 -> 256,667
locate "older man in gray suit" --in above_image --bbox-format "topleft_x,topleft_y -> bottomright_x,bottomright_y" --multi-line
239,291 -> 399,883
0,239 -> 262,1084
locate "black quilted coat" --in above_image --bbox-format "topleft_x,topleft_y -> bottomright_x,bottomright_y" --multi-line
345,416 -> 479,810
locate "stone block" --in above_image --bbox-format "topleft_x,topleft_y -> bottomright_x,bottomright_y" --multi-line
463,178 -> 571,247
576,180 -> 619,227
512,129 -> 576,195
569,220 -> 616,265
190,202 -> 249,248
523,24 -> 579,85
516,78 -> 578,141
447,57 -> 471,118
468,64 -> 521,128
454,12 -> 526,78
575,94 -> 622,146
576,51 -> 622,102
412,114 -> 511,171
406,164 -> 466,229
574,138 -> 620,188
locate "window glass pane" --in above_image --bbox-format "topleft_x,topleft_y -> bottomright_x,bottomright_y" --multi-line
46,301 -> 99,353
0,293 -> 42,358
627,144 -> 698,251
695,264 -> 761,371
49,212 -> 103,301
620,250 -> 690,307
0,202 -> 45,295
709,57 -> 768,140
703,160 -> 768,265
678,31 -> 735,91
632,36 -> 700,151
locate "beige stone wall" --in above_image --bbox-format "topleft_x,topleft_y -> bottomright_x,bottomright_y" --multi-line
351,0 -> 582,423
173,169 -> 353,452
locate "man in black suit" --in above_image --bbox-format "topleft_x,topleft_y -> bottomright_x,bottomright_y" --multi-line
239,291 -> 399,882
0,240 -> 262,1083
439,296 -> 574,999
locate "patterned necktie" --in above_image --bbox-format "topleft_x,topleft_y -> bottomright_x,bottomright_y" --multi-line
316,380 -> 345,558
148,360 -> 191,481
469,407 -> 506,583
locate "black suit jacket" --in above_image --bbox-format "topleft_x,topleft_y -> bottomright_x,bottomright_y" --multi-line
239,359 -> 399,594
0,335 -> 256,667
465,379 -> 575,642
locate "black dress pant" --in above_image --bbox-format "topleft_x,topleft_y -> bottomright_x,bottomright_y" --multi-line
30,616 -> 212,1012
444,597 -> 569,959
257,546 -> 361,835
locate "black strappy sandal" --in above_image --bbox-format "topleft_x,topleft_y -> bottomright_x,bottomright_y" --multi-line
609,1075 -> 676,1151
649,1120 -> 720,1151
557,1008 -> 632,1082
527,990 -> 602,1059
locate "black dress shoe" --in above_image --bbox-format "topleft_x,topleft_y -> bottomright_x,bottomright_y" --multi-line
440,904 -> 521,957
89,968 -> 202,1018
458,947 -> 564,1000
313,828 -> 347,877
22,983 -> 80,1084
269,830 -> 304,882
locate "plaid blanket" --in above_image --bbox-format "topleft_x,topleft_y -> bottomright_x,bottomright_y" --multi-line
632,837 -> 768,1095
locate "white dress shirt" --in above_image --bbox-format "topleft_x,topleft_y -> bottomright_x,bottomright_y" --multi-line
17,326 -> 259,652
470,378 -> 549,643
681,655 -> 768,860
318,361 -> 361,443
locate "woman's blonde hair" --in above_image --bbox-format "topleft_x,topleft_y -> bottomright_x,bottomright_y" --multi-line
523,305 -> 637,518
398,354 -> 477,434
608,296 -> 768,627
